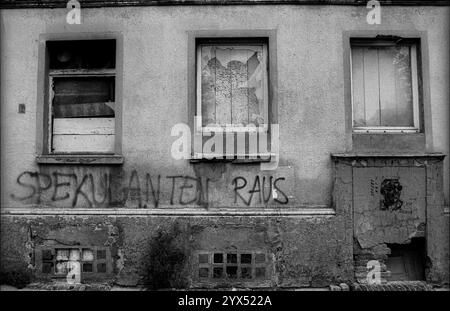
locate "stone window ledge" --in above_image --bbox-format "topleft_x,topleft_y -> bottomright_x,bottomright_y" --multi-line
331,152 -> 445,159
36,155 -> 124,165
331,153 -> 445,167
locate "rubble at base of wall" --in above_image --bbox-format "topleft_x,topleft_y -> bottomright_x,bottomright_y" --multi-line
351,281 -> 434,291
0,282 -> 145,291
1,281 -> 448,291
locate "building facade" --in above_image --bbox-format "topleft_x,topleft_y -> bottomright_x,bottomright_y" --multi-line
0,0 -> 449,289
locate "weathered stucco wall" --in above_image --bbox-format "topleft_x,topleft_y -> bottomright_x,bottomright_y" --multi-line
0,5 -> 449,288
1,5 -> 449,208
0,213 -> 354,288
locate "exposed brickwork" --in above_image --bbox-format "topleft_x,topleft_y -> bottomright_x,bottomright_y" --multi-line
332,154 -> 448,286
353,240 -> 391,284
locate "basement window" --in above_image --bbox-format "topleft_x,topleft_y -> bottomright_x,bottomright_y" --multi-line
196,251 -> 268,281
38,246 -> 111,278
386,238 -> 426,281
47,40 -> 116,154
350,38 -> 421,133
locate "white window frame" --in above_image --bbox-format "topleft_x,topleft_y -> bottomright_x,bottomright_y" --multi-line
195,42 -> 269,134
350,40 -> 420,133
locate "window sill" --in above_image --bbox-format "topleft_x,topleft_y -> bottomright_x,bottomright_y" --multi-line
353,128 -> 420,134
36,155 -> 124,165
189,154 -> 273,164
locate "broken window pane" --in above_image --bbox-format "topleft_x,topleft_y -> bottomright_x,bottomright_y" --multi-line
82,249 -> 94,261
82,263 -> 93,273
226,253 -> 237,264
241,267 -> 252,279
226,266 -> 238,278
240,253 -> 252,264
213,267 -> 223,278
42,249 -> 53,261
56,249 -> 69,261
48,40 -> 116,70
200,44 -> 266,127
213,253 -> 223,263
42,262 -> 54,274
69,249 -> 80,261
55,261 -> 68,274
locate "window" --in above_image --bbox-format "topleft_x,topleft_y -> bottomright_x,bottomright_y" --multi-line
39,246 -> 111,278
196,40 -> 269,132
350,38 -> 420,133
194,38 -> 274,160
196,251 -> 268,281
47,40 -> 116,153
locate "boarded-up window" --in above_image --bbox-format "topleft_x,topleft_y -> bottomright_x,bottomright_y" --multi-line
197,42 -> 269,130
351,39 -> 420,132
47,40 -> 116,153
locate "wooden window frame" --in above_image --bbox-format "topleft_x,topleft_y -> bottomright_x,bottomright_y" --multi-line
36,33 -> 123,165
187,31 -> 278,161
48,69 -> 116,155
195,41 -> 270,134
350,38 -> 421,134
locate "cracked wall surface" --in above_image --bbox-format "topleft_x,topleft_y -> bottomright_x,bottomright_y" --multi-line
0,4 -> 449,288
333,155 -> 449,286
0,215 -> 353,288
354,167 -> 426,249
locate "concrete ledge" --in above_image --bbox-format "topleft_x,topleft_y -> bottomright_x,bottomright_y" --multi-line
36,155 -> 124,165
0,207 -> 335,217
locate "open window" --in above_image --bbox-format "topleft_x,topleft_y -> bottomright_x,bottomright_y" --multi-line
46,40 -> 116,154
350,38 -> 421,133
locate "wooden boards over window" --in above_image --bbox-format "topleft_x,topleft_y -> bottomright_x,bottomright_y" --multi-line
47,40 -> 116,154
